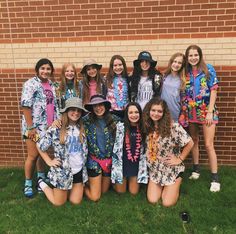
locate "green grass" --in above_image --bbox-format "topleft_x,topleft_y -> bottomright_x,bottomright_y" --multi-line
0,166 -> 236,234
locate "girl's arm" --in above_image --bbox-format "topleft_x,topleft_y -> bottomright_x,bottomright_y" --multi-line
22,107 -> 38,141
36,145 -> 61,167
164,139 -> 194,166
205,89 -> 217,126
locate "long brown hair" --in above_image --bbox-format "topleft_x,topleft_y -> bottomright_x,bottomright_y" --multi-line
164,52 -> 186,91
59,110 -> 85,145
58,63 -> 79,96
82,65 -> 104,105
143,97 -> 171,138
185,44 -> 209,78
106,55 -> 128,88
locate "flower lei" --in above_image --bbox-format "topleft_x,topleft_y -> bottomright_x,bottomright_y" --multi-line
113,76 -> 128,109
147,131 -> 159,162
85,121 -> 113,159
125,127 -> 141,162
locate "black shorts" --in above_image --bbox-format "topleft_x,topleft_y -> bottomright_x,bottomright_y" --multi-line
87,168 -> 110,178
73,170 -> 83,183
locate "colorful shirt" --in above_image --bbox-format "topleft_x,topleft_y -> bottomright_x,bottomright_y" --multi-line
37,125 -> 88,190
111,122 -> 148,184
83,114 -> 118,174
21,76 -> 60,138
146,123 -> 191,186
106,76 -> 129,111
180,64 -> 219,125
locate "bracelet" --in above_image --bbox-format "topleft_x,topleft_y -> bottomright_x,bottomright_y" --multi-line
179,156 -> 184,162
26,125 -> 35,130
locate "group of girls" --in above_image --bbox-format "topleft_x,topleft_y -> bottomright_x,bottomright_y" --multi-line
21,44 -> 220,207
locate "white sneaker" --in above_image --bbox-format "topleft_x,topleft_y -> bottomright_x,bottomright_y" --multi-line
189,172 -> 200,180
210,182 -> 221,192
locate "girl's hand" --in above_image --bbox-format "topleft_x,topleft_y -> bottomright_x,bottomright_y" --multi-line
205,112 -> 213,126
51,119 -> 62,128
47,158 -> 61,167
26,128 -> 40,142
164,154 -> 182,166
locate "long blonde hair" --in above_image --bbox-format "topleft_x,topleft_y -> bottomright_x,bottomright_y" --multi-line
58,63 -> 80,97
59,111 -> 85,145
164,52 -> 186,91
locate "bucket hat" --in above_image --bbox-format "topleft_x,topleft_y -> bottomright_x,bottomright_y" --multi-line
84,94 -> 111,112
80,59 -> 102,75
60,97 -> 87,113
133,51 -> 157,67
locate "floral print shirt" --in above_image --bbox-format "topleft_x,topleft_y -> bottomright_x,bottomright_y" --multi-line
111,122 -> 148,184
21,76 -> 60,138
146,123 -> 192,186
106,76 -> 129,111
180,64 -> 219,125
37,125 -> 88,190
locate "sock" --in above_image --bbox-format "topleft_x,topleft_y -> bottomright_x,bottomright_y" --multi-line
38,179 -> 48,191
211,173 -> 219,182
37,172 -> 45,179
193,164 -> 200,173
25,179 -> 32,187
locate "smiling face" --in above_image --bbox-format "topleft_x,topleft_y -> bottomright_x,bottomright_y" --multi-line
149,104 -> 163,124
65,65 -> 75,81
187,49 -> 200,68
92,103 -> 106,117
86,65 -> 98,79
140,60 -> 151,73
171,56 -> 184,74
113,59 -> 124,76
38,64 -> 52,81
127,105 -> 140,126
67,107 -> 82,124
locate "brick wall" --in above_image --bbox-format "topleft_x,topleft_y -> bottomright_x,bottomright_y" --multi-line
0,0 -> 236,167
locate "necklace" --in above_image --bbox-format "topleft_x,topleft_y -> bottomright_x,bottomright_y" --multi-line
147,131 -> 159,162
113,76 -> 128,108
85,119 -> 113,158
125,127 -> 141,162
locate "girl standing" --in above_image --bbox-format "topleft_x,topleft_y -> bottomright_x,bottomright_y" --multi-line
183,44 -> 220,192
106,55 -> 130,118
161,53 -> 186,122
131,51 -> 162,110
80,59 -> 107,105
143,98 -> 193,207
57,63 -> 80,109
37,97 -> 88,206
21,58 -> 60,198
83,95 -> 118,201
111,102 -> 148,195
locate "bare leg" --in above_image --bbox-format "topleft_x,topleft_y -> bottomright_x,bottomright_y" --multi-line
43,187 -> 67,206
161,177 -> 182,207
203,124 -> 218,173
102,176 -> 111,193
25,139 -> 39,179
147,180 -> 163,204
189,123 -> 200,165
128,176 -> 140,195
85,175 -> 102,201
69,183 -> 84,205
114,177 -> 127,193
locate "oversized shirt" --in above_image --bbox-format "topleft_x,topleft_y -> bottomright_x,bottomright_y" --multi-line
37,125 -> 88,190
21,76 -> 60,138
147,123 -> 192,186
111,122 -> 148,184
181,64 -> 219,124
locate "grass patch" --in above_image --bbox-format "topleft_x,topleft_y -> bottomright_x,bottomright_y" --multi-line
0,166 -> 236,233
